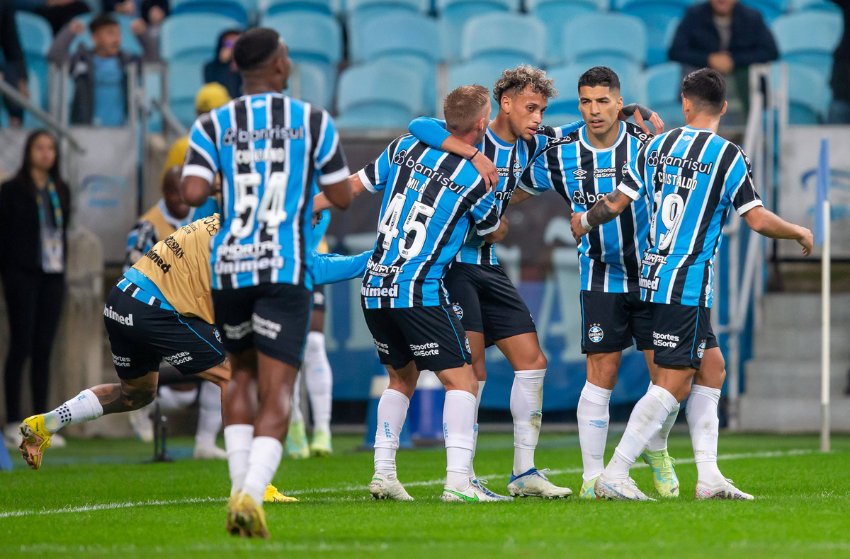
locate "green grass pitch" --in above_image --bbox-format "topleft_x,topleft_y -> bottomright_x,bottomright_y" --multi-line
1,432 -> 849,558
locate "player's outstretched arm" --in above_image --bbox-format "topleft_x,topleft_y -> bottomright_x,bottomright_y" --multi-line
571,190 -> 632,239
314,173 -> 367,213
408,117 -> 498,188
484,216 -> 508,244
181,175 -> 212,207
321,177 -> 353,210
742,205 -> 814,256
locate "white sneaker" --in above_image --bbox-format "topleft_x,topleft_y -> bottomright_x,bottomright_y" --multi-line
441,481 -> 505,503
695,479 -> 754,501
594,475 -> 656,501
50,433 -> 67,448
471,478 -> 513,501
3,424 -> 22,448
128,403 -> 155,442
507,468 -> 573,498
193,444 -> 227,460
368,473 -> 414,501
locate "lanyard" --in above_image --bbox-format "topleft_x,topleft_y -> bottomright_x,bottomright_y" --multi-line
36,179 -> 64,231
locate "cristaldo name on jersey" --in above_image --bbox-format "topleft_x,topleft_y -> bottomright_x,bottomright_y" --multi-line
360,284 -> 399,298
216,241 -> 280,260
214,256 -> 284,275
222,125 -> 304,146
235,147 -> 286,165
646,150 -> 713,175
640,276 -> 661,291
367,259 -> 402,277
655,171 -> 698,191
392,150 -> 466,194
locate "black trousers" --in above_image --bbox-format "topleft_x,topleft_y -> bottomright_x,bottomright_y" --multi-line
2,269 -> 65,423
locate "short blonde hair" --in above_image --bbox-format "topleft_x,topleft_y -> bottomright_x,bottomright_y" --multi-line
492,65 -> 557,104
443,85 -> 490,134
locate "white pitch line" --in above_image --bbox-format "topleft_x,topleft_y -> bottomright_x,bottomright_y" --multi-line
0,448 -> 815,519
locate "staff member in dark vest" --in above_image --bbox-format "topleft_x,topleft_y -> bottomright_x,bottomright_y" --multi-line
0,130 -> 71,449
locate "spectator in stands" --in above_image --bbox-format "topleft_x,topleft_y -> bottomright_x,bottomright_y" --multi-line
0,130 -> 70,449
15,0 -> 90,35
829,0 -> 849,123
48,14 -> 143,126
669,0 -> 778,113
102,0 -> 168,61
1,0 -> 29,127
203,29 -> 242,99
163,82 -> 230,171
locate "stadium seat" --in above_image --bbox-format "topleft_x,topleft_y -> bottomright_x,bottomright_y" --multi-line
167,58 -> 207,128
161,13 -> 244,63
563,13 -> 648,68
67,13 -> 145,58
169,0 -> 251,27
772,63 -> 831,124
643,61 -> 685,128
286,62 -> 331,108
261,12 -> 342,89
354,13 -> 441,112
461,13 -> 545,67
790,0 -> 841,14
259,0 -> 335,16
348,0 -> 429,61
437,0 -> 521,62
446,59 -> 504,113
742,0 -> 789,22
14,12 -> 51,111
335,62 -> 426,130
772,11 -> 843,77
527,0 -> 599,66
614,0 -> 690,66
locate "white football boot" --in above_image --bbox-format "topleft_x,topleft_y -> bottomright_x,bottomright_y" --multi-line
368,473 -> 414,501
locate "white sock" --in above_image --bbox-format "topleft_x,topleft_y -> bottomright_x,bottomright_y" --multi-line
373,389 -> 409,479
576,381 -> 612,482
511,369 -> 545,475
646,382 -> 681,452
43,389 -> 104,433
469,380 -> 485,479
242,436 -> 283,505
290,373 -> 304,424
195,381 -> 222,448
304,331 -> 333,434
605,385 -> 678,481
157,385 -> 198,411
224,424 -> 254,495
443,389 -> 476,490
687,384 -> 725,485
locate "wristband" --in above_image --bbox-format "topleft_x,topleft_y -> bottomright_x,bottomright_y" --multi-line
466,148 -> 479,161
580,212 -> 592,232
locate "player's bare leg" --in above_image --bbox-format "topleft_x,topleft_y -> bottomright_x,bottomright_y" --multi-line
690,348 -> 753,500
576,352 -> 619,498
640,349 -> 681,498
370,361 -> 419,501
497,332 -> 571,498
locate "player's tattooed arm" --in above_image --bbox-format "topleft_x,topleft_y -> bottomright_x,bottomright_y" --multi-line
570,190 -> 631,239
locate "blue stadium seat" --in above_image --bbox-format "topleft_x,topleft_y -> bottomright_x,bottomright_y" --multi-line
286,62 -> 331,108
170,0 -> 251,26
336,62 -> 426,130
14,12 -> 51,111
544,62 -> 643,122
67,13 -> 145,58
527,0 -> 598,66
742,0 -> 789,22
261,12 -> 342,89
161,13 -> 243,63
167,58 -> 207,128
446,59 -> 504,113
348,0 -> 429,61
790,0 -> 841,14
643,61 -> 685,128
461,13 -> 545,67
615,0 -> 690,66
772,11 -> 843,76
772,63 -> 831,124
437,0 -> 520,62
259,0 -> 334,16
355,13 -> 442,112
563,13 -> 648,68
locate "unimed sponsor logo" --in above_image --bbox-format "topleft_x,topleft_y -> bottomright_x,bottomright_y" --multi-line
145,249 -> 171,273
639,276 -> 661,291
104,306 -> 134,326
361,284 -> 399,298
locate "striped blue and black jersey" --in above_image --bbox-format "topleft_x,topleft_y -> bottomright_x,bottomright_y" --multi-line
617,126 -> 763,307
408,118 -> 582,266
521,122 -> 651,293
359,135 -> 500,309
183,93 -> 350,291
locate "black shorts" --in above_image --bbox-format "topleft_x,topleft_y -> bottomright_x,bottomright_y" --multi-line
363,306 -> 472,372
212,283 -> 312,368
580,290 -> 654,354
312,285 -> 326,312
104,285 -> 225,380
444,263 -> 536,341
651,303 -> 712,369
